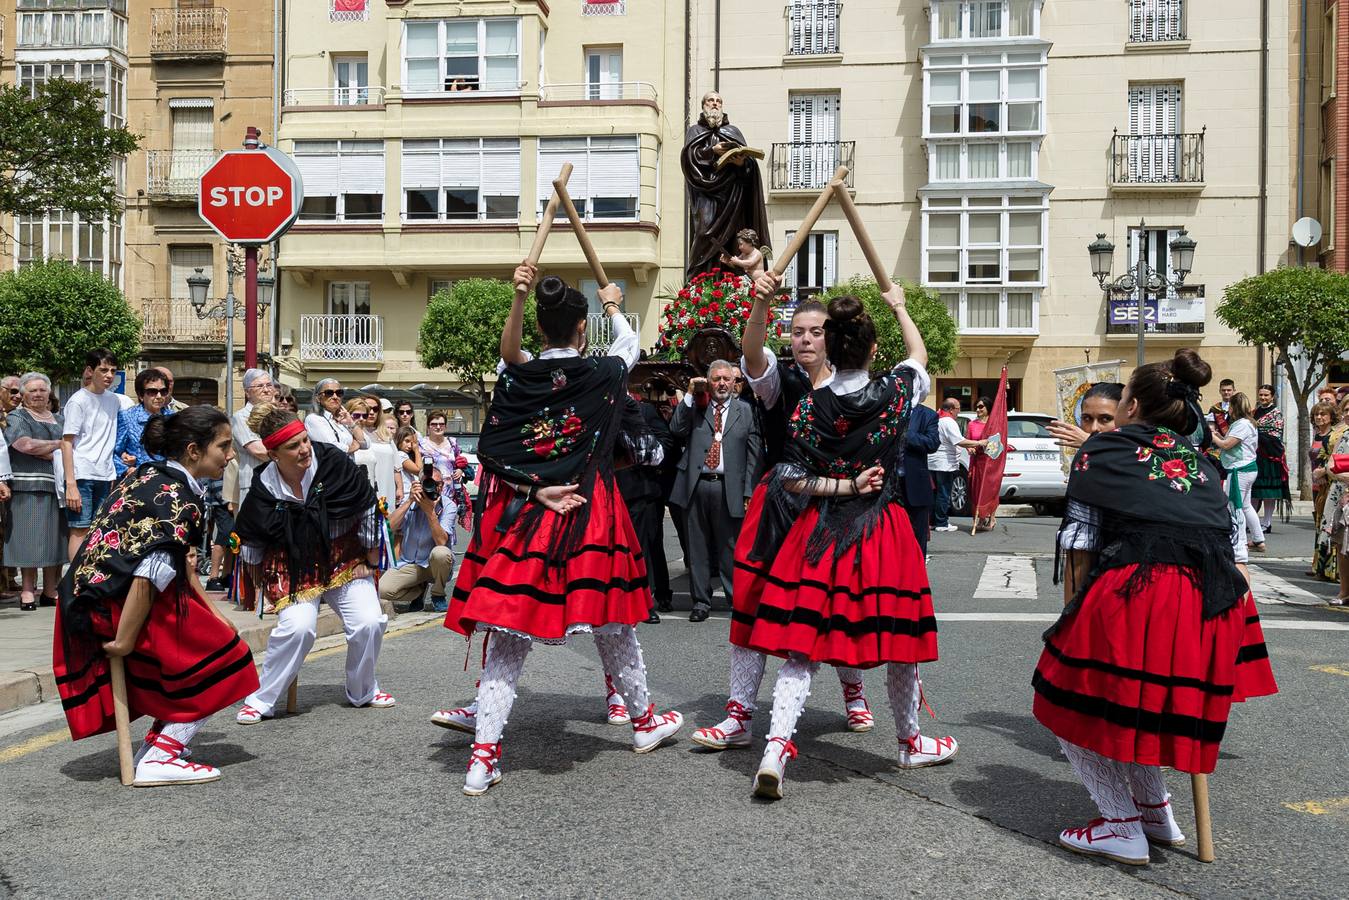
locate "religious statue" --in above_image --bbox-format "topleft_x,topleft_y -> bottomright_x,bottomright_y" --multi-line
681,92 -> 771,280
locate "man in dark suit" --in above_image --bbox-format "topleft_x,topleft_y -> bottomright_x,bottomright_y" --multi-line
616,395 -> 677,623
903,403 -> 942,558
670,360 -> 763,622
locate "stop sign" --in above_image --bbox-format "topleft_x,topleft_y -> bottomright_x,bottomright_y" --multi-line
198,146 -> 305,244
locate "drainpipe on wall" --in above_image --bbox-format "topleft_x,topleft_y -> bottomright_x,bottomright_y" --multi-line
270,0 -> 285,379
1297,0 -> 1308,267
713,0 -> 721,92
1256,0 -> 1270,386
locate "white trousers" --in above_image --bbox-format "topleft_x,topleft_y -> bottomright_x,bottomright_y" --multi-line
245,576 -> 388,714
1231,469 -> 1263,547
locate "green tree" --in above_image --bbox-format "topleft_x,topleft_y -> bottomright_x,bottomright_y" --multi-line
0,79 -> 139,221
1217,266 -> 1349,496
418,278 -> 542,410
820,277 -> 960,375
0,260 -> 141,383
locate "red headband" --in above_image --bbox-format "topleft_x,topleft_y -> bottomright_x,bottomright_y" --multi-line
262,419 -> 307,450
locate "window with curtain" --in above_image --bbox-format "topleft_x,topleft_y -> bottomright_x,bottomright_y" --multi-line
295,140 -> 385,222
402,18 -> 521,94
169,101 -> 214,190
169,247 -> 213,302
537,136 -> 640,221
402,138 -> 520,222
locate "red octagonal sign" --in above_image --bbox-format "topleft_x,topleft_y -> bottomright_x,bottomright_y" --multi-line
198,146 -> 305,245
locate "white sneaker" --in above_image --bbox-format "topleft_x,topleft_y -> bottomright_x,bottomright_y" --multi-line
631,704 -> 684,753
897,733 -> 958,768
134,757 -> 222,787
1058,818 -> 1151,865
753,737 -> 798,800
361,691 -> 396,709
691,700 -> 753,750
1137,798 -> 1186,846
431,703 -> 477,734
842,681 -> 874,733
605,676 -> 631,725
235,704 -> 271,725
463,742 -> 503,796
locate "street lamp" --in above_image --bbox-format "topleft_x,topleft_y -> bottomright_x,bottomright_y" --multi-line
187,256 -> 273,413
1087,220 -> 1198,367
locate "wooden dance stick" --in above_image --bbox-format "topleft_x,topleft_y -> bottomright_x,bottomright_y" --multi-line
1192,773 -> 1216,862
109,656 -> 134,786
553,176 -> 608,288
830,180 -> 893,293
286,678 -> 299,715
526,163 -> 572,267
769,165 -> 850,279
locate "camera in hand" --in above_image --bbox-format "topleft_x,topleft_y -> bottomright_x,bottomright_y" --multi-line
421,459 -> 439,500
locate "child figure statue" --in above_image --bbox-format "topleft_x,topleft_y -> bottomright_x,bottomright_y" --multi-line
720,228 -> 767,284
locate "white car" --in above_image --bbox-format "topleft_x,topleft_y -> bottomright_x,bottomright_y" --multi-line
948,411 -> 1068,516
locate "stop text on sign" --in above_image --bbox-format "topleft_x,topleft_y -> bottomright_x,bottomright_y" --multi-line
208,185 -> 287,207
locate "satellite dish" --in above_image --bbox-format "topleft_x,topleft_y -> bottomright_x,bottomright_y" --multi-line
1292,217 -> 1323,248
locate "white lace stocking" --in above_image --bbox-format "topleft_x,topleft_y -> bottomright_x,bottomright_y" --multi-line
1058,738 -> 1144,837
474,632 -> 532,745
592,626 -> 651,714
1127,763 -> 1170,807
142,718 -> 207,763
767,654 -> 820,741
885,663 -> 921,739
728,645 -> 767,711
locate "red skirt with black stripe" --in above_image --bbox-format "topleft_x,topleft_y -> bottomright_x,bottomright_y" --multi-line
730,484 -> 938,668
53,583 -> 259,742
444,477 -> 650,641
1032,565 -> 1278,774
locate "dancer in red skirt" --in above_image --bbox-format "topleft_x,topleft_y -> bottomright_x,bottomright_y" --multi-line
445,263 -> 683,796
1034,348 -> 1277,865
731,279 -> 957,799
53,407 -> 258,786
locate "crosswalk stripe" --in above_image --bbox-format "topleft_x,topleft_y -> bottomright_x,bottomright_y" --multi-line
1247,565 -> 1327,607
973,555 -> 1038,600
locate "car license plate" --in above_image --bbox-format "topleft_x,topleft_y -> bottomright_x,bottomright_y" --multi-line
1023,451 -> 1060,461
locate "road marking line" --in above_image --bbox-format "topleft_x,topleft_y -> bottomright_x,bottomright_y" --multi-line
1247,565 -> 1327,606
1311,664 -> 1349,678
0,728 -> 68,763
1283,797 -> 1349,815
974,555 -> 1038,600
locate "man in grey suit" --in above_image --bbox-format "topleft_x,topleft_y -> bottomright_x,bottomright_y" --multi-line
670,359 -> 763,622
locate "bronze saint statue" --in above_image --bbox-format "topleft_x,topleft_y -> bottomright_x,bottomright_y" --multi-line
681,92 -> 771,280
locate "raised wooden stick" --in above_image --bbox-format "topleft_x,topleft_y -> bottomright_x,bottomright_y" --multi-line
1192,773 -> 1215,862
526,163 -> 572,267
769,165 -> 850,279
286,678 -> 299,715
553,175 -> 608,287
830,180 -> 893,292
109,656 -> 134,786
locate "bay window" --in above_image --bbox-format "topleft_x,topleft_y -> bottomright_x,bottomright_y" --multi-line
921,194 -> 1047,290
295,140 -> 385,223
931,0 -> 1039,42
925,51 -> 1045,138
403,18 -> 521,95
402,138 -> 521,222
537,137 -> 640,221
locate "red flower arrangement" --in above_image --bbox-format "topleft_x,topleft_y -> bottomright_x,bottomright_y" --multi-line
655,268 -> 784,361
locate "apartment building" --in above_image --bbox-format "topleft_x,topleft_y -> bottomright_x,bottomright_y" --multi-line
0,0 -> 274,406
272,0 -> 686,395
1300,0 -> 1345,274
690,0 -> 1290,412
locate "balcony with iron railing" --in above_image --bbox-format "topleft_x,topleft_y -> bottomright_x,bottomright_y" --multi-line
586,312 -> 640,353
1109,129 -> 1204,190
300,314 -> 384,364
142,299 -> 227,345
146,149 -> 218,200
769,141 -> 855,192
283,86 -> 387,108
17,0 -> 126,9
1128,0 -> 1186,43
539,82 -> 659,105
150,7 -> 227,59
785,1 -> 840,57
582,1 -> 625,15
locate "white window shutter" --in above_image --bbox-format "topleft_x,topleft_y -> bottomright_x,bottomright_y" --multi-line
822,232 -> 837,287
296,150 -> 340,197
538,139 -> 589,203
441,140 -> 480,188
482,140 -> 521,195
588,137 -> 639,198
340,144 -> 385,194
401,146 -> 440,188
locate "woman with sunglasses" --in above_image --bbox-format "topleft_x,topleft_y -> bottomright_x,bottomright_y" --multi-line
305,378 -> 358,455
344,397 -> 374,451
393,401 -> 418,435
234,403 -> 395,724
113,369 -> 174,477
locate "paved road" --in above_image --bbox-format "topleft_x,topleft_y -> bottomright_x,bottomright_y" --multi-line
1,515 -> 1346,899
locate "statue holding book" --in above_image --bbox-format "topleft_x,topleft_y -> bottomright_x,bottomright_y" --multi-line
681,91 -> 771,280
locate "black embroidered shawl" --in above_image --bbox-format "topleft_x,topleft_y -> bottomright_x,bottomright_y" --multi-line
749,369 -> 915,565
58,462 -> 203,647
235,441 -> 378,600
761,358 -> 815,468
476,355 -> 632,563
1057,424 -> 1245,620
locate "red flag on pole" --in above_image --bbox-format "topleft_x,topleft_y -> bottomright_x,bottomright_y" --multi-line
973,366 -> 1010,521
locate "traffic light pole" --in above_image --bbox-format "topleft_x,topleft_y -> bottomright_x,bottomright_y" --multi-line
245,244 -> 259,369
